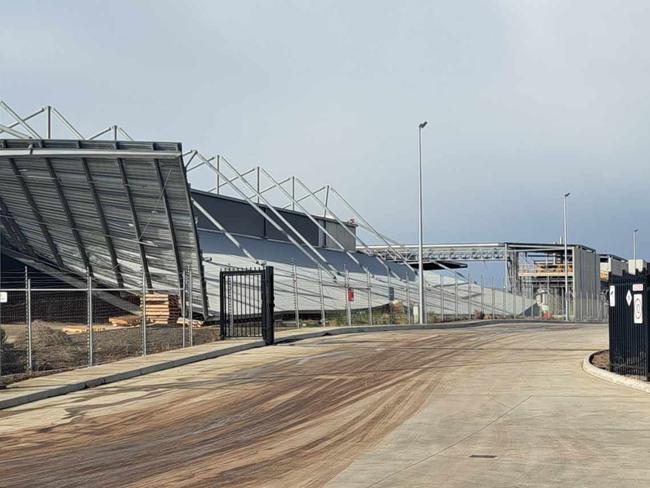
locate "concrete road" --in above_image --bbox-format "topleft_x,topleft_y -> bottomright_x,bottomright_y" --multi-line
0,322 -> 644,487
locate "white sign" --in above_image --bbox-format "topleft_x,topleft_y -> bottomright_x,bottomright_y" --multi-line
0,292 -> 6,304
626,290 -> 633,306
609,286 -> 616,307
634,293 -> 644,324
634,283 -> 644,292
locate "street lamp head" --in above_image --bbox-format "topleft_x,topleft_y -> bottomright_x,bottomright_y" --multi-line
419,121 -> 428,129
564,192 -> 570,198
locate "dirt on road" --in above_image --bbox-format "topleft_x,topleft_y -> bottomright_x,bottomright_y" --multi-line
0,323 -> 605,487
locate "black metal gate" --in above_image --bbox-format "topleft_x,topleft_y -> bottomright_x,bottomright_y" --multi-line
220,266 -> 274,345
608,272 -> 649,378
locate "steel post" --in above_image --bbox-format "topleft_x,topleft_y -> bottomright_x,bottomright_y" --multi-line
142,269 -> 147,356
318,267 -> 325,325
481,275 -> 485,318
467,276 -> 471,319
491,277 -> 495,318
345,268 -> 352,326
440,279 -> 445,323
87,271 -> 93,366
26,271 -> 32,372
292,261 -> 300,328
563,193 -> 570,320
181,269 -> 186,347
454,274 -> 458,320
406,276 -> 412,324
367,271 -> 373,326
189,268 -> 194,346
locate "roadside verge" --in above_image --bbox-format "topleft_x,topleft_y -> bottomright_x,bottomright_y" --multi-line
582,350 -> 650,394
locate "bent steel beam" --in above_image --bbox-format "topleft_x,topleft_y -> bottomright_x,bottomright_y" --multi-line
195,152 -> 338,281
153,159 -> 183,289
259,167 -> 371,275
116,158 -> 152,288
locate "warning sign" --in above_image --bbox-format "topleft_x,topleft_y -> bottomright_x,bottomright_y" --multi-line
609,286 -> 615,307
0,292 -> 6,304
626,290 -> 633,306
634,293 -> 643,324
634,283 -> 645,292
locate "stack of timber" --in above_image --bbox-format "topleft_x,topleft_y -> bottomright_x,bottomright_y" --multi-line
108,315 -> 141,327
143,294 -> 180,325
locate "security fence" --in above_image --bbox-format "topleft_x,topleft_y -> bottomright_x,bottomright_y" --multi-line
608,272 -> 648,378
0,270 -> 216,380
1,263 -> 607,381
205,256 -> 606,327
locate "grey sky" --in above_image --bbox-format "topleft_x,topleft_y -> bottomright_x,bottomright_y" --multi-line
2,0 -> 649,259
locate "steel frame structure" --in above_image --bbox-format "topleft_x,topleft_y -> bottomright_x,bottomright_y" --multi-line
0,100 -> 465,319
0,101 -> 209,318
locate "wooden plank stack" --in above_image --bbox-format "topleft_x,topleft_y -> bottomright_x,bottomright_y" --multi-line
108,315 -> 141,327
143,293 -> 180,325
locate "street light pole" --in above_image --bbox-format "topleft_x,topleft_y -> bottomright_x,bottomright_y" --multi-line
633,228 -> 639,272
563,192 -> 570,321
418,121 -> 428,324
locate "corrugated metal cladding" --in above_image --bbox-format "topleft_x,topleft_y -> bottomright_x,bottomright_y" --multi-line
573,245 -> 600,319
192,190 -> 357,251
0,139 -> 208,318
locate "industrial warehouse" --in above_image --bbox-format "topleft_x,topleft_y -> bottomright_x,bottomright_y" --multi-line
0,101 -> 623,377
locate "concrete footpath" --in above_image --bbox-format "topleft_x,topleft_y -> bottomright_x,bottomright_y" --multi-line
0,319 -> 511,410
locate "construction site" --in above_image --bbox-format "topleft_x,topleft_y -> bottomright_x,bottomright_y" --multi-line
6,2 -> 650,486
0,101 -> 623,380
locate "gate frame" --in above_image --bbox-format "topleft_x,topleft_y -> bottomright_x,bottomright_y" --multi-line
219,266 -> 274,345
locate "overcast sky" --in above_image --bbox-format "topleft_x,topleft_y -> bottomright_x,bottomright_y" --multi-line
2,0 -> 650,259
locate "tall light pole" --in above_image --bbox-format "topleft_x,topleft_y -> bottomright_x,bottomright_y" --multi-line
563,192 -> 570,321
418,121 -> 428,324
633,229 -> 639,272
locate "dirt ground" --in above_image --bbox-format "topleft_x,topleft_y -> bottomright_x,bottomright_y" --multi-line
592,349 -> 609,369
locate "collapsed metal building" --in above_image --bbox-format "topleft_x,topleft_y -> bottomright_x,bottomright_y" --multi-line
0,101 -> 566,324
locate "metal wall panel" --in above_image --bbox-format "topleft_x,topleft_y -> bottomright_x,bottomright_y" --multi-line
0,139 -> 209,318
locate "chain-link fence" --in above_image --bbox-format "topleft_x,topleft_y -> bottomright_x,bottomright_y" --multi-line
1,263 -> 607,382
0,270 -> 200,381
204,256 -> 585,330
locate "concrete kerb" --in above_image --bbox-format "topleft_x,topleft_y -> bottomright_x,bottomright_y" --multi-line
582,350 -> 650,394
0,319 -> 550,410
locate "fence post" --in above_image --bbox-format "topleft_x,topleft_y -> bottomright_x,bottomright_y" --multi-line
502,280 -> 506,318
26,271 -> 32,373
440,280 -> 445,323
580,291 -> 584,322
142,269 -> 147,356
491,277 -> 495,318
406,274 -> 412,324
388,272 -> 394,324
87,270 -> 93,367
467,273 -> 472,319
454,274 -> 458,320
189,267 -> 194,346
481,275 -> 485,318
292,261 -> 300,328
367,271 -> 373,326
181,269 -> 186,347
345,268 -> 352,326
318,267 -> 325,326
